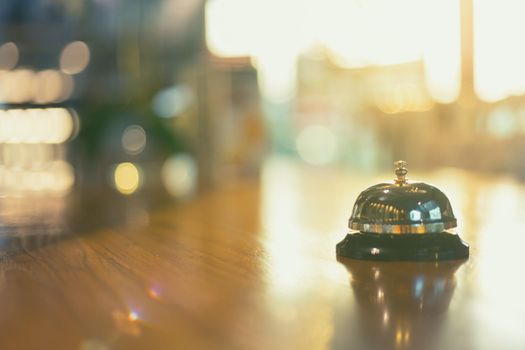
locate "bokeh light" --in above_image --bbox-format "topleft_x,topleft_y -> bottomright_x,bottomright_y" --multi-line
1,69 -> 36,103
0,42 -> 18,70
121,125 -> 147,155
128,311 -> 139,321
34,69 -> 74,103
473,0 -> 525,102
0,159 -> 75,195
0,108 -> 75,144
206,0 -> 461,103
59,41 -> 91,75
296,125 -> 337,166
0,69 -> 75,104
161,153 -> 197,198
113,162 -> 141,195
34,70 -> 64,103
48,108 -> 75,143
374,84 -> 434,114
152,84 -> 194,118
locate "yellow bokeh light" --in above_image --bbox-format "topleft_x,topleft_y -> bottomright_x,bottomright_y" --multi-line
114,162 -> 141,195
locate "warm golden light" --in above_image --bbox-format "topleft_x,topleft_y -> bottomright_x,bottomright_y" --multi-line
34,70 -> 74,103
128,311 -> 139,322
206,0 -> 461,102
422,0 -> 461,103
48,108 -> 75,143
396,328 -> 403,346
34,70 -> 63,103
375,84 -> 434,114
112,310 -> 141,336
147,288 -> 160,300
473,0 -> 525,102
0,69 -> 75,104
0,158 -> 74,195
2,69 -> 36,103
114,162 -> 141,195
0,108 -> 74,144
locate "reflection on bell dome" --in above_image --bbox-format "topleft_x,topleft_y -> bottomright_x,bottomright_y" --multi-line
348,161 -> 456,234
348,163 -> 457,234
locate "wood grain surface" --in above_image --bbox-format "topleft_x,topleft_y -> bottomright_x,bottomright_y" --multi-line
0,158 -> 524,350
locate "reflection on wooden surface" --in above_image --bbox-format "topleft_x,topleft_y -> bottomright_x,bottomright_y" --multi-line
0,157 -> 525,349
334,259 -> 464,350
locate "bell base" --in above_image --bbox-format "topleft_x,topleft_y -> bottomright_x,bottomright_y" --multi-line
336,232 -> 469,261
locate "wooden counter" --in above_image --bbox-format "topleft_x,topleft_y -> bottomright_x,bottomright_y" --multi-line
1,158 -> 524,349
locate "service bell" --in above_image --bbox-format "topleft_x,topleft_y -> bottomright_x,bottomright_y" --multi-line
336,161 -> 469,261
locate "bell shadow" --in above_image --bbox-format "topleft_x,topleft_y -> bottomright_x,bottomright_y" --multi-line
332,258 -> 467,350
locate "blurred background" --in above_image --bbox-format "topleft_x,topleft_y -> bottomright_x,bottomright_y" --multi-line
0,0 -> 524,234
